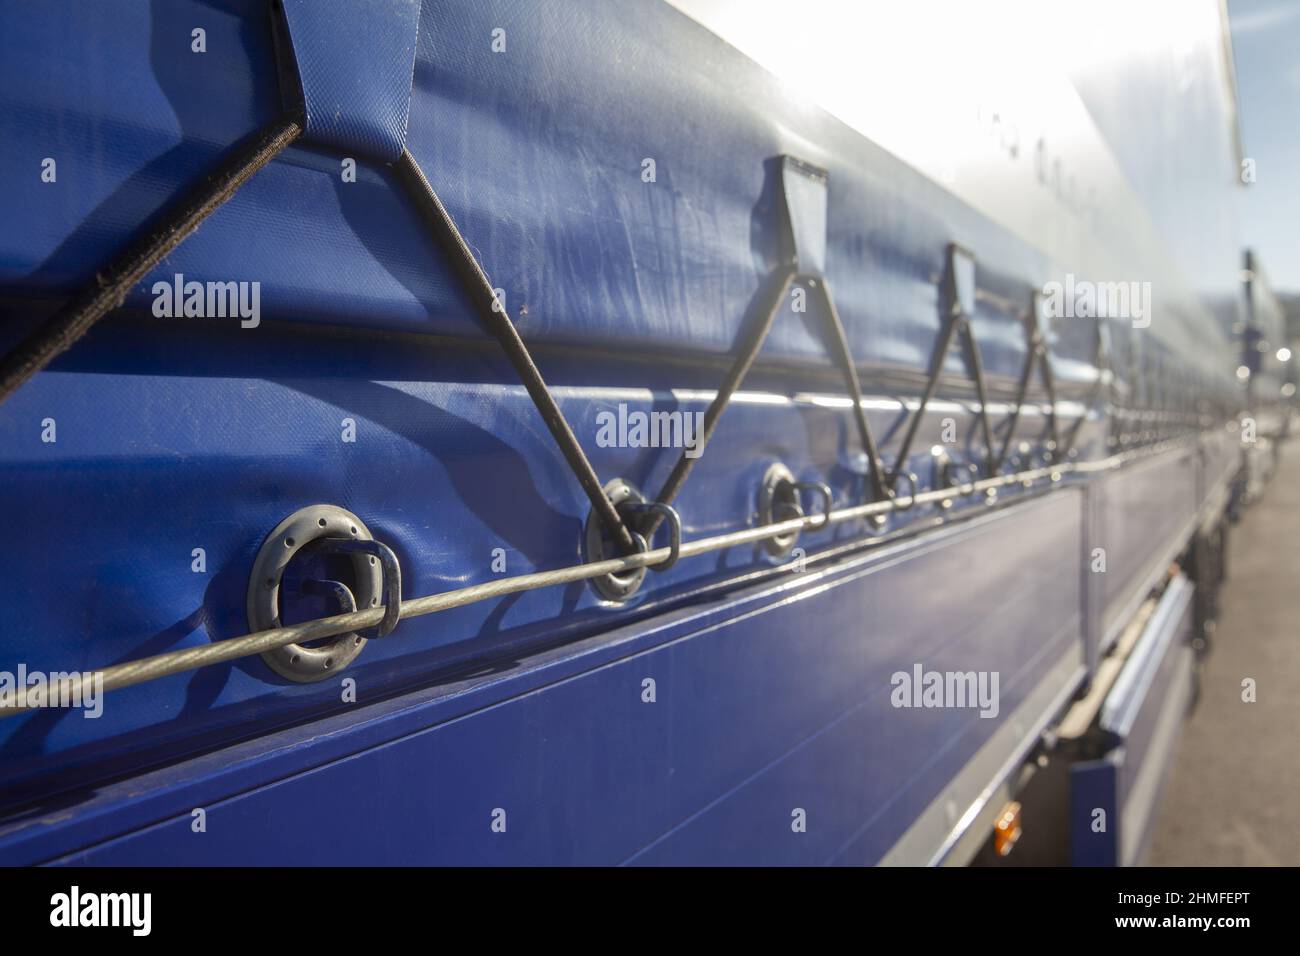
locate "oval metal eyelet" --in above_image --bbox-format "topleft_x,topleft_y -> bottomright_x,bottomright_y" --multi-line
584,478 -> 650,602
758,463 -> 803,557
248,504 -> 389,683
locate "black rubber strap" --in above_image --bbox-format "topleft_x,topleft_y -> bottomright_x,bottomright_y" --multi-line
0,114 -> 304,404
993,324 -> 1039,472
395,150 -> 637,555
1037,333 -> 1061,454
815,280 -> 888,502
960,315 -> 997,477
649,266 -> 796,516
993,304 -> 1060,472
890,306 -> 959,482
644,270 -> 888,544
891,302 -> 999,482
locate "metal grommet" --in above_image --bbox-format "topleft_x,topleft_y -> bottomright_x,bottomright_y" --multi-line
247,504 -> 383,683
759,463 -> 803,557
584,478 -> 650,601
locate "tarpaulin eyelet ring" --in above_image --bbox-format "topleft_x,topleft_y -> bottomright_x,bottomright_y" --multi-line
247,504 -> 386,683
584,478 -> 650,602
759,462 -> 804,557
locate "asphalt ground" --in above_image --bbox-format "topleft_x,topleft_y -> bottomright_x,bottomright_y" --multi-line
1147,441 -> 1300,865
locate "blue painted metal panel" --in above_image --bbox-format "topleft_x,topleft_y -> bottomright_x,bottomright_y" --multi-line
1102,577 -> 1194,866
1097,448 -> 1198,649
1071,756 -> 1119,867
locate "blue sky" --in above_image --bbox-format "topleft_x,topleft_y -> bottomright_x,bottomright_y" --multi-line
1229,0 -> 1300,292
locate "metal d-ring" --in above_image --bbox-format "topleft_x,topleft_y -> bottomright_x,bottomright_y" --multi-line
624,501 -> 681,571
307,537 -> 402,637
794,481 -> 833,528
888,469 -> 919,511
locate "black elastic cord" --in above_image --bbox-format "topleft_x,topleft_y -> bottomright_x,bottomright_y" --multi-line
649,266 -> 796,520
890,304 -> 997,482
645,271 -> 888,541
815,280 -> 888,502
960,314 -> 996,477
890,306 -> 959,481
0,114 -> 304,404
993,308 -> 1060,472
994,322 -> 1038,472
395,150 -> 637,556
1037,333 -> 1061,453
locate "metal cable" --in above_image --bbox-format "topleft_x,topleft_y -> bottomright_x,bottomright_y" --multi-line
0,114 -> 304,404
0,437 -> 1195,717
394,150 -> 637,556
